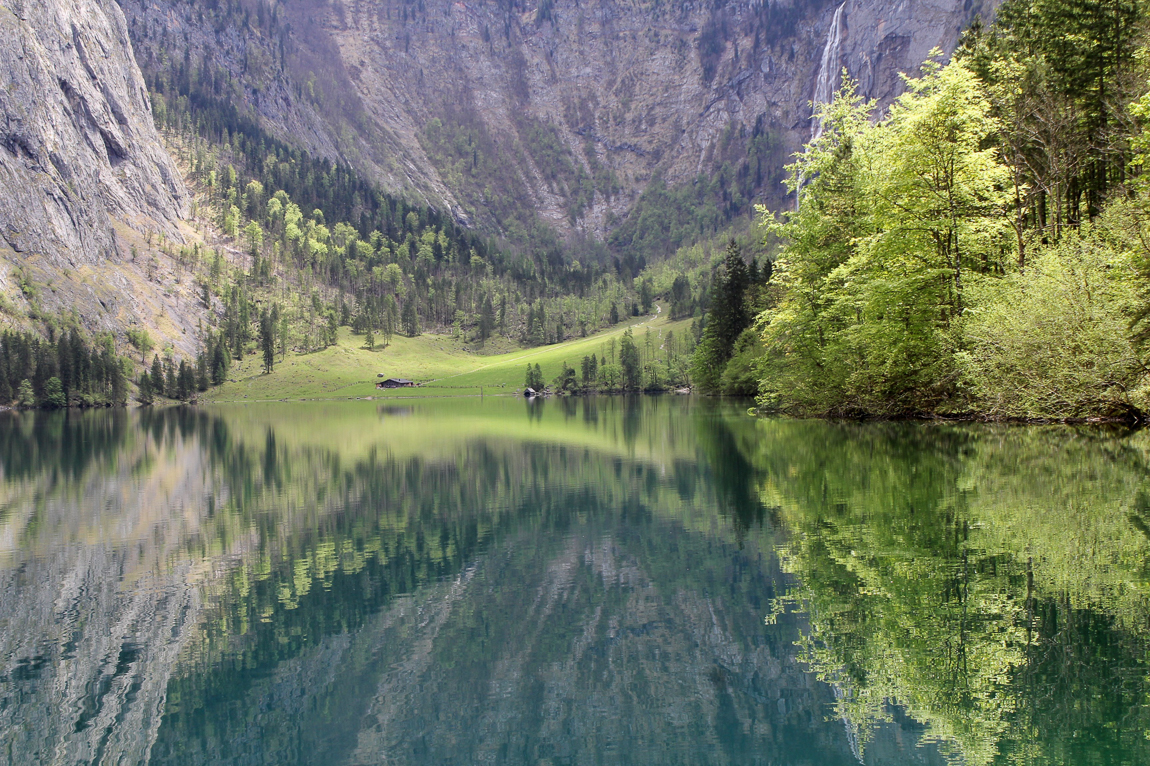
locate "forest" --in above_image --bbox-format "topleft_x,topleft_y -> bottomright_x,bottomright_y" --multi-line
744,0 -> 1150,419
0,329 -> 128,408
22,0 -> 1144,412
144,52 -> 660,366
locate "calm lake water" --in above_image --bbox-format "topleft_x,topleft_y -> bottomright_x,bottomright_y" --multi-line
0,397 -> 1147,765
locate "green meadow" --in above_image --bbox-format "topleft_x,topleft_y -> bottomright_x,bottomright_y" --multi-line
202,308 -> 692,402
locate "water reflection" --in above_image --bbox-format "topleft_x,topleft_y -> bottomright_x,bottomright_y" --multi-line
0,403 -> 1146,764
752,420 -> 1150,765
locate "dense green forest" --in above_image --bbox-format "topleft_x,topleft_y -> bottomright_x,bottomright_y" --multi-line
0,328 -> 128,408
141,49 -> 685,367
745,0 -> 1150,419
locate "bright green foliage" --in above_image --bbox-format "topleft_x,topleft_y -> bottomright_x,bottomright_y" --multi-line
760,64 -> 1012,414
718,329 -> 764,397
17,379 -> 34,408
959,226 -> 1143,418
757,29 -> 1150,419
752,418 -> 1150,764
597,363 -> 622,391
42,377 -> 65,409
126,327 -> 154,364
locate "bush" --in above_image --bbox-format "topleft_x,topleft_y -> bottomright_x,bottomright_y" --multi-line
720,328 -> 764,396
43,377 -> 66,409
959,232 -> 1143,419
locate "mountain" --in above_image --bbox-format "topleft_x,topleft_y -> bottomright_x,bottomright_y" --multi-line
120,0 -> 993,247
0,0 -> 212,362
0,0 -> 990,355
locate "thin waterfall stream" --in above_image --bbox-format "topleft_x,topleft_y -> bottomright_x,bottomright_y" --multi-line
811,2 -> 847,143
797,2 -> 846,207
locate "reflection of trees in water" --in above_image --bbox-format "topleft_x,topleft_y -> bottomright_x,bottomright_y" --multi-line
7,401 -> 1000,765
693,400 -> 770,540
0,409 -> 132,484
120,403 -> 764,737
746,420 -> 1150,765
133,401 -> 862,766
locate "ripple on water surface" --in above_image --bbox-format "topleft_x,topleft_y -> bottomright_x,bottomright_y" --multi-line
0,400 -> 1147,765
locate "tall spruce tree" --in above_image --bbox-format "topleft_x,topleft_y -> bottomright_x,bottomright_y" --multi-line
259,307 -> 275,374
690,239 -> 752,393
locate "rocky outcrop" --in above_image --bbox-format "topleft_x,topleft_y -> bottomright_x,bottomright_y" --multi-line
121,0 -> 992,241
0,0 -> 185,266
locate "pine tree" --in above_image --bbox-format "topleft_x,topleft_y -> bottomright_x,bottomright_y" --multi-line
150,355 -> 164,397
176,360 -> 192,400
196,351 -> 209,391
479,294 -> 495,341
619,329 -> 641,390
401,297 -> 419,336
260,307 -> 275,373
711,239 -> 751,356
137,372 -> 154,405
211,336 -> 230,386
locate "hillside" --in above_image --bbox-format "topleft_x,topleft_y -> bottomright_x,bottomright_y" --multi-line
118,0 -> 993,252
0,0 -> 993,403
202,307 -> 692,401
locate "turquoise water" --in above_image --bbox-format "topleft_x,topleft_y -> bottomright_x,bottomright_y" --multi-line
0,398 -> 1147,764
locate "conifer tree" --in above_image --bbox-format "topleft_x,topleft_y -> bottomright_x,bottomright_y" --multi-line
150,355 -> 164,397
260,307 -> 275,373
137,372 -> 153,405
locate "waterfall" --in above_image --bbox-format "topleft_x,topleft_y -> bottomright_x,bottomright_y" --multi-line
810,2 -> 846,143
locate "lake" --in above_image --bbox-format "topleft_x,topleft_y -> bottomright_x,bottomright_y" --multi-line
0,397 -> 1147,765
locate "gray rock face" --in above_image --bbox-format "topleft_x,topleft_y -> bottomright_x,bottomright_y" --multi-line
0,0 -> 186,267
121,0 -> 992,240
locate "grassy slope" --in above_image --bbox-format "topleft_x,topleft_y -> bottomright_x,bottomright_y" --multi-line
202,307 -> 692,401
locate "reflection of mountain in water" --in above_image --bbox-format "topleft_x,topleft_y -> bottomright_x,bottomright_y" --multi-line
152,516 -> 940,766
18,404 -> 1136,764
0,402 -> 903,765
0,411 -> 211,766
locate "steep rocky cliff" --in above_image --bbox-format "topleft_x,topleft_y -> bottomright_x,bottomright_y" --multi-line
0,0 -> 186,263
0,0 -> 200,348
121,0 -> 992,245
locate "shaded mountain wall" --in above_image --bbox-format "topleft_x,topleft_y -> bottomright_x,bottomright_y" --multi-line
0,0 -> 186,263
121,0 -> 993,244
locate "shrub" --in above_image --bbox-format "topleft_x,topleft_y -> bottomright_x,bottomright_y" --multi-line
959,233 -> 1142,419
